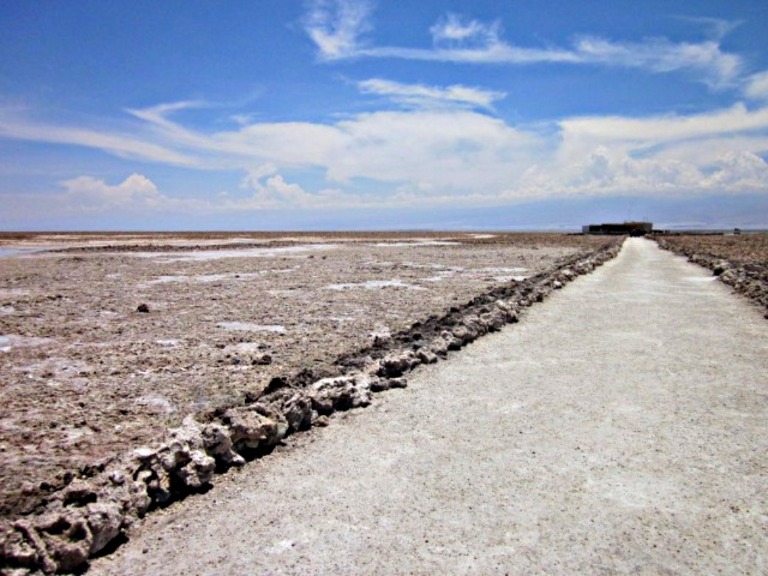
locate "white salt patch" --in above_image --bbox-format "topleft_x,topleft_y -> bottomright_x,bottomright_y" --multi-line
66,428 -> 91,442
0,247 -> 53,258
423,270 -> 458,282
138,244 -> 336,262
1,335 -> 53,351
476,267 -> 528,274
469,234 -> 496,239
156,339 -> 182,347
135,396 -> 176,414
0,288 -> 30,298
372,241 -> 459,247
217,322 -> 286,333
148,275 -> 189,284
326,279 -> 426,291
326,316 -> 356,323
229,342 -> 267,354
145,271 -> 268,286
0,305 -> 15,316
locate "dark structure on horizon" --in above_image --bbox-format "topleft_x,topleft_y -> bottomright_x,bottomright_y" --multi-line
582,222 -> 653,236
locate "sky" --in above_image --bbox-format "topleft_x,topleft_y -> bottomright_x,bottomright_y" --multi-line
1,0 -> 767,231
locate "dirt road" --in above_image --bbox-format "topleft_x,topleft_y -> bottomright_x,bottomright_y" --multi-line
89,238 -> 768,575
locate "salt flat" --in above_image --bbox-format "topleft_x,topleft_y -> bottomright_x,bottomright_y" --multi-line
89,238 -> 768,575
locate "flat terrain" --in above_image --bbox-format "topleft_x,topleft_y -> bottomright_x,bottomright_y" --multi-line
0,232 -> 609,520
654,233 -> 768,313
89,238 -> 768,576
654,232 -> 768,265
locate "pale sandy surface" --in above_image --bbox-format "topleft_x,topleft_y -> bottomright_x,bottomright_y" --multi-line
89,238 -> 768,575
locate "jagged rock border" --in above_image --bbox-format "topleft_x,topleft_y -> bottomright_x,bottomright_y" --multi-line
0,239 -> 623,575
653,237 -> 768,318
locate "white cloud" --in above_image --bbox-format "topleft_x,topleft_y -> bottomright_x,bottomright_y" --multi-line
304,0 -> 373,60
303,6 -> 744,89
573,36 -> 741,88
2,95 -> 768,216
704,151 -> 768,190
430,13 -> 501,47
357,78 -> 506,110
558,103 -> 768,164
0,108 -> 196,166
58,173 -> 184,212
744,71 -> 768,101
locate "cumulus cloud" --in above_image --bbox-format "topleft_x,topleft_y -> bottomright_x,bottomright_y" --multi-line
58,173 -> 183,212
357,78 -> 506,110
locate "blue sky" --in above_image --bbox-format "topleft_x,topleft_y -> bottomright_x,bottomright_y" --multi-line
1,0 -> 767,230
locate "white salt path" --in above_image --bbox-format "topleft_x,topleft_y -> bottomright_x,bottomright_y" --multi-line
90,238 -> 768,576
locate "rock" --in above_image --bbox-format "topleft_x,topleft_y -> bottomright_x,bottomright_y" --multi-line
34,512 -> 93,573
416,349 -> 438,364
136,303 -> 150,313
369,379 -> 391,393
428,337 -> 449,357
552,280 -> 563,289
62,480 -> 97,507
482,309 -> 508,332
133,446 -> 156,461
174,450 -> 215,489
108,470 -> 126,485
451,324 -> 476,345
221,405 -> 287,451
127,480 -> 151,516
201,423 -> 244,467
1,524 -> 39,570
251,353 -> 272,366
86,502 -> 123,554
462,315 -> 488,337
385,377 -> 407,389
378,352 -> 417,377
308,376 -> 372,414
274,392 -> 313,433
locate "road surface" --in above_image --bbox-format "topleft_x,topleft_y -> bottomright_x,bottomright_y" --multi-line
90,238 -> 768,575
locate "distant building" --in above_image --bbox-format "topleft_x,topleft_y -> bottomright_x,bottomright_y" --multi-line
582,222 -> 653,236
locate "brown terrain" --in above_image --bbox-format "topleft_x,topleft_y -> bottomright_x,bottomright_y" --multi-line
0,231 -> 627,574
653,233 -> 768,314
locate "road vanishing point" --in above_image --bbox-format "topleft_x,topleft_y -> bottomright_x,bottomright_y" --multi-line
90,238 -> 768,576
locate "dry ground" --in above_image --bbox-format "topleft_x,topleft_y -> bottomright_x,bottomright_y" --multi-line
0,232 -> 609,521
653,233 -> 768,313
653,233 -> 768,265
